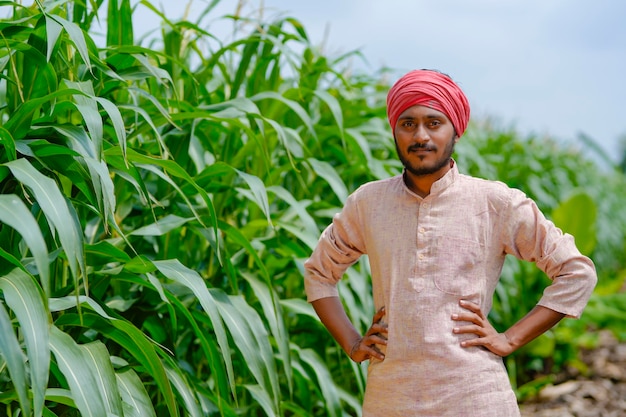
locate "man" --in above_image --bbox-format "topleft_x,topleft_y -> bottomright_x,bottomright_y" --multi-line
304,69 -> 597,416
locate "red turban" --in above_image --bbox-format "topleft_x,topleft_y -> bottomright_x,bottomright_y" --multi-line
386,70 -> 471,137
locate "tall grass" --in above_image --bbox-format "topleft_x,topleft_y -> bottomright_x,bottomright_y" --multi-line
0,1 -> 625,416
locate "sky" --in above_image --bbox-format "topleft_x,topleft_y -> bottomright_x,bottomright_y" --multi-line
39,1 -> 626,160
254,0 -> 625,161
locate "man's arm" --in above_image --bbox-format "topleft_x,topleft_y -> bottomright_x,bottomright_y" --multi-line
312,296 -> 387,362
451,300 -> 565,356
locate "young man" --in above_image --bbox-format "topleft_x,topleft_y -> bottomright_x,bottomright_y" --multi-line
304,69 -> 597,416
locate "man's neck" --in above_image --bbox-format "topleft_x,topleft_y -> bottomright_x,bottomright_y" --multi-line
403,160 -> 453,198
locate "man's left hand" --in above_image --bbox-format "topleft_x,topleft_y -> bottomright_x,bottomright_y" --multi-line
451,299 -> 515,357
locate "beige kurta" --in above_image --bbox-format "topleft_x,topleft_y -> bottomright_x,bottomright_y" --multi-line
304,163 -> 597,417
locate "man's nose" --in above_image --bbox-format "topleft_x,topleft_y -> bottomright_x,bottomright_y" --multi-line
413,125 -> 430,142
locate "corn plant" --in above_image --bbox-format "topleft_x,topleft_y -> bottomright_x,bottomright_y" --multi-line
0,0 -> 394,415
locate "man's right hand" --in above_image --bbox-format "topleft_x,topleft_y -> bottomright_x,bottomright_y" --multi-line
349,306 -> 388,362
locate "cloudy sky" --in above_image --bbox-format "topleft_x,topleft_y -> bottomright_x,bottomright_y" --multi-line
139,1 -> 626,160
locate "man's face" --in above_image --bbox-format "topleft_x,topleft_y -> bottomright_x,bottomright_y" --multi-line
394,105 -> 458,176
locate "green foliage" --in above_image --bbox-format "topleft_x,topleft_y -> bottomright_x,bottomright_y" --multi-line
0,1 -> 624,416
0,1 -> 390,415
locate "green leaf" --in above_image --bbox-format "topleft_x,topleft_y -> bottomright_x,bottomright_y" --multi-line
132,53 -> 175,86
4,88 -> 84,140
307,157 -> 349,203
48,15 -> 91,70
0,194 -> 50,295
519,331 -> 556,358
116,369 -> 157,417
83,157 -> 119,234
196,161 -> 272,225
43,15 -> 63,62
0,126 -> 16,161
551,191 -> 597,255
244,384 -> 276,417
0,268 -> 50,417
107,0 -> 134,46
250,91 -> 317,139
48,326 -> 107,417
152,259 -> 235,395
52,124 -> 97,159
297,348 -> 342,417
268,185 -> 319,236
48,295 -> 114,320
137,163 -> 206,225
44,388 -> 76,409
0,246 -> 25,273
279,298 -> 318,320
210,290 -> 280,414
85,241 -> 131,265
241,272 -> 293,394
106,147 -> 219,243
234,168 -> 272,225
93,96 -> 128,157
54,312 -> 179,417
162,285 -> 231,402
0,300 -> 31,416
123,255 -> 157,274
345,127 -> 373,165
63,80 -> 103,157
218,220 -> 269,280
6,158 -> 86,288
164,363 -> 203,417
118,101 -> 171,156
313,89 -> 344,139
82,342 -> 124,416
203,96 -> 262,117
130,214 -> 194,236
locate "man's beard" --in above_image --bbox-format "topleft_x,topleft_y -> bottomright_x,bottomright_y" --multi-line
395,135 -> 456,176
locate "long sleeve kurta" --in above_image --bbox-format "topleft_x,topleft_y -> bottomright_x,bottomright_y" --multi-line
304,164 -> 597,417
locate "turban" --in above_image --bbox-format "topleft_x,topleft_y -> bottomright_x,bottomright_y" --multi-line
386,70 -> 471,137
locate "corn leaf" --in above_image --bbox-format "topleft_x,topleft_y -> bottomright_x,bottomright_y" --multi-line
164,363 -> 203,417
244,384 -> 276,417
552,191 -> 597,256
0,300 -> 31,416
297,348 -> 342,417
0,194 -> 50,295
0,268 -> 50,417
210,290 -> 280,414
240,272 -> 293,394
306,157 -> 349,203
48,15 -> 91,70
116,369 -> 157,417
49,326 -> 107,417
152,259 -> 235,395
6,158 -> 86,288
82,342 -> 124,416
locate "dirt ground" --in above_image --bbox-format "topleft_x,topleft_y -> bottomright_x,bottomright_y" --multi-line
519,331 -> 626,417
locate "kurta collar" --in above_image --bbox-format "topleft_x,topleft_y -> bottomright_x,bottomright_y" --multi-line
430,159 -> 459,195
400,159 -> 459,198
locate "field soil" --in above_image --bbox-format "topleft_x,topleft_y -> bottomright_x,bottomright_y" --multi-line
519,331 -> 626,417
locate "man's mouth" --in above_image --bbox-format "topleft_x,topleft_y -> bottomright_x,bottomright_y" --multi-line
408,145 -> 436,153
